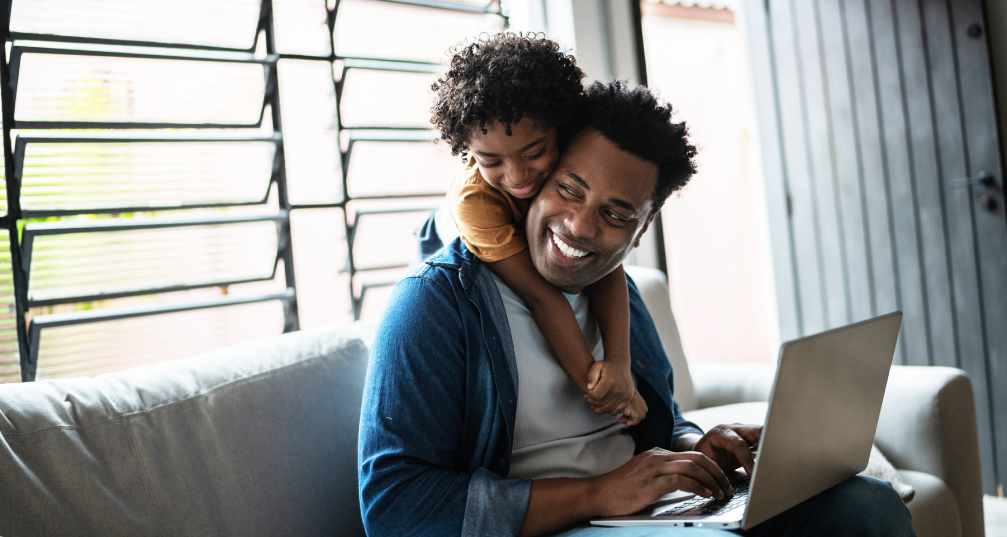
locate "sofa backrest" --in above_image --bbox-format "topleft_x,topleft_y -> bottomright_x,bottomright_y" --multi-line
625,265 -> 697,412
0,327 -> 368,537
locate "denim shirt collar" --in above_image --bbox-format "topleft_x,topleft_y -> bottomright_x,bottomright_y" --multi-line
425,238 -> 481,290
427,238 -> 520,460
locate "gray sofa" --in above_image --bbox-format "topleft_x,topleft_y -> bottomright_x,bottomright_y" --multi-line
0,267 -> 984,537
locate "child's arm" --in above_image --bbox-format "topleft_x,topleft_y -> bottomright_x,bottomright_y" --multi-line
488,249 -> 596,394
583,265 -> 638,416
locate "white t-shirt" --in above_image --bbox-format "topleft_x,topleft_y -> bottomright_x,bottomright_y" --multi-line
493,275 -> 636,480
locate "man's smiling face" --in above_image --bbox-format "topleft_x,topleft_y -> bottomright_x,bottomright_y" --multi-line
526,128 -> 659,293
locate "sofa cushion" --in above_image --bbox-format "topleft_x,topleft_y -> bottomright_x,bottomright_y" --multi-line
901,470 -> 962,537
0,327 -> 368,537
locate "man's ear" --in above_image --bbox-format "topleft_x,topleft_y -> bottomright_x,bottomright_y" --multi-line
633,213 -> 657,248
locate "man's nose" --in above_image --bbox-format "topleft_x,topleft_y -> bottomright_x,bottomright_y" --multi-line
564,206 -> 595,240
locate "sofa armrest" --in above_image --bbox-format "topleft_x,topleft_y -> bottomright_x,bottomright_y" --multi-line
689,361 -> 775,409
875,365 -> 984,537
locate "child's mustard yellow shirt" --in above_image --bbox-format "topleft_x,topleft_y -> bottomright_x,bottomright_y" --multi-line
447,159 -> 531,263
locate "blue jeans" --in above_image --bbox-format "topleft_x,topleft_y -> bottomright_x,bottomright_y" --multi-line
549,476 -> 916,537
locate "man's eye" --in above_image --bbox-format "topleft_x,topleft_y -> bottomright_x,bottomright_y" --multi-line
560,184 -> 576,195
605,210 -> 628,223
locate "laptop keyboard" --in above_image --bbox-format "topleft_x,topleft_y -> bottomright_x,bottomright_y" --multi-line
658,477 -> 751,517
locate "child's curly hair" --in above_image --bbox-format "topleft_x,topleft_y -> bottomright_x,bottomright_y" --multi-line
430,32 -> 585,156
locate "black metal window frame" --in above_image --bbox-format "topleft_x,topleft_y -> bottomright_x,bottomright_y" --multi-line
0,0 -> 505,382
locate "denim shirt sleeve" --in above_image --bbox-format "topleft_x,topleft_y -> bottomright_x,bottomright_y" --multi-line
670,395 -> 704,442
358,271 -> 531,537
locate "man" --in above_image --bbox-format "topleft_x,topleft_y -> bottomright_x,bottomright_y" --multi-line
358,82 -> 914,537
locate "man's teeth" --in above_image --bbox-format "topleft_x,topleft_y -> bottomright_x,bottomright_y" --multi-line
552,233 -> 589,258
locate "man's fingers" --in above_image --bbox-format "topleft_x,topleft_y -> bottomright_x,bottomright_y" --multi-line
681,451 -> 732,498
719,426 -> 757,475
658,458 -> 727,500
655,474 -> 712,499
737,424 -> 762,446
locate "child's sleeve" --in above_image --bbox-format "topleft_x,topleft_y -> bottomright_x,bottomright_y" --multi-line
448,169 -> 530,263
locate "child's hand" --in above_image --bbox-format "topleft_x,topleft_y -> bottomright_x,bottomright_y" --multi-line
584,360 -> 635,416
618,390 -> 649,426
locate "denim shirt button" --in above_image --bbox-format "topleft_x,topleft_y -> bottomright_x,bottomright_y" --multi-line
497,458 -> 506,468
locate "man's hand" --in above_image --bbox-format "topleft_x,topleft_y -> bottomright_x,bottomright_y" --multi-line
688,424 -> 762,475
584,360 -> 637,417
518,447 -> 734,536
591,448 -> 733,517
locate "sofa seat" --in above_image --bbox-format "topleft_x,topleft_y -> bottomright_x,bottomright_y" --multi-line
683,401 -> 768,432
902,470 -> 963,537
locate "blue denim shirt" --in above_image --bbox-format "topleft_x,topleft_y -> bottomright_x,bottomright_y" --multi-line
358,239 -> 703,537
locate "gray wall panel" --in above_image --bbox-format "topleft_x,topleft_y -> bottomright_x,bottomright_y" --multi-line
793,0 -> 852,329
952,0 -> 1007,495
751,0 -> 1006,492
770,0 -> 829,335
819,0 -> 875,324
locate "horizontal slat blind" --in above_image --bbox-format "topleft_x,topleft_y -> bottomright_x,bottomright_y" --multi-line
9,0 -> 261,49
14,51 -> 267,127
339,69 -> 441,128
26,219 -> 280,303
34,300 -> 285,379
346,141 -> 457,198
334,0 -> 501,63
19,140 -> 275,213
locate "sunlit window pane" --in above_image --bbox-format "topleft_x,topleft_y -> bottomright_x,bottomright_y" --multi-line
273,0 -> 331,56
278,59 -> 342,204
34,300 -> 285,379
339,69 -> 438,128
15,53 -> 266,126
334,0 -> 502,64
0,235 -> 20,383
10,0 -> 261,50
351,208 -> 434,270
19,141 -> 274,213
347,141 -> 457,198
27,220 -> 279,303
290,209 -> 352,327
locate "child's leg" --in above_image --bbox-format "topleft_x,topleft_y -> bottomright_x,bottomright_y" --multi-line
488,249 -> 596,393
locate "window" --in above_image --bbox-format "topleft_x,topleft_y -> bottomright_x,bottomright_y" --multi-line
0,0 -> 505,381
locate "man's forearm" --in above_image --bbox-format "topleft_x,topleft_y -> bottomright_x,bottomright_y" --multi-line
517,477 -> 601,537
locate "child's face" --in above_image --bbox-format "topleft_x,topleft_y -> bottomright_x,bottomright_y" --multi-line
466,117 -> 559,199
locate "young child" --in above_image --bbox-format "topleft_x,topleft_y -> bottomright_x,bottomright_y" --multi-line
430,33 -> 647,425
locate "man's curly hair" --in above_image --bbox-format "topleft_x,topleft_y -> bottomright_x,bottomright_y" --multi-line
430,33 -> 585,155
579,81 -> 698,216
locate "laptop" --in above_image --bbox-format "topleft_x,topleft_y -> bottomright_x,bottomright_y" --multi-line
591,311 -> 903,530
